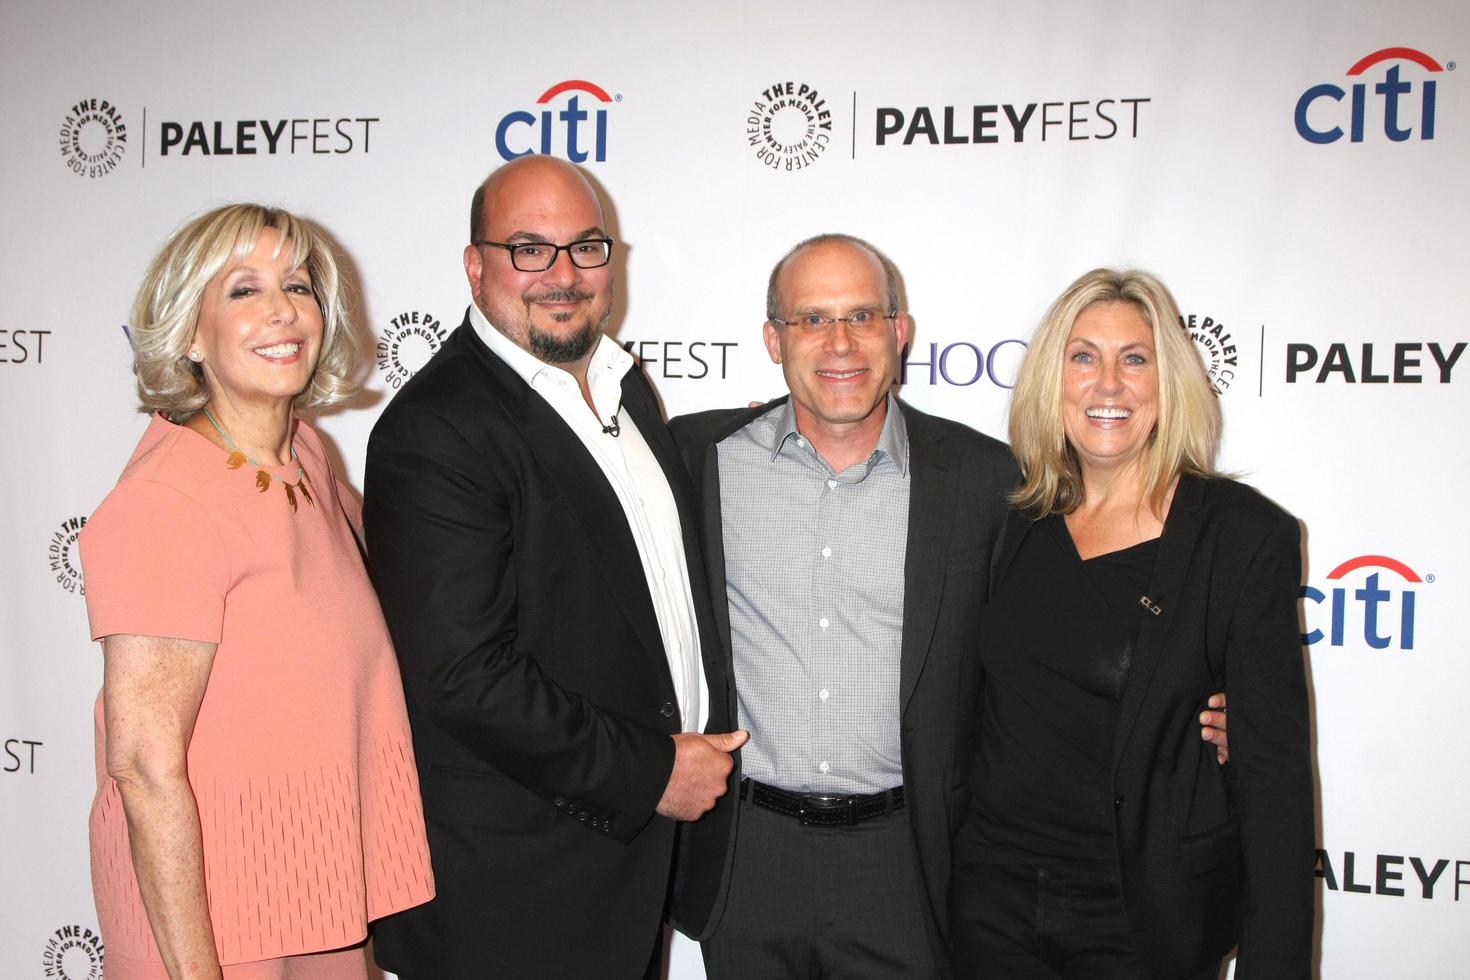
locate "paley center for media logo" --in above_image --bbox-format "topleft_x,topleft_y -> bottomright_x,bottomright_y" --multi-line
496,80 -> 618,162
59,98 -> 127,178
49,515 -> 87,595
376,310 -> 448,389
42,924 -> 103,980
1301,554 -> 1430,651
1180,313 -> 1241,397
1295,46 -> 1451,144
746,80 -> 834,171
57,97 -> 378,170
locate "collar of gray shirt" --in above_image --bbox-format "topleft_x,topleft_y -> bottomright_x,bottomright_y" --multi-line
756,394 -> 910,479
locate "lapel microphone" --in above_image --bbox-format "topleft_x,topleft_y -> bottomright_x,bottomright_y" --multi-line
602,414 -> 621,438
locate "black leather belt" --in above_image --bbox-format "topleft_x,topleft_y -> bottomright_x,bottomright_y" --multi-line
740,778 -> 904,827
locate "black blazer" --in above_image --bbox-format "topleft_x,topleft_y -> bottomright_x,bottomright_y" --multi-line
668,397 -> 1017,965
987,474 -> 1314,978
363,314 -> 722,978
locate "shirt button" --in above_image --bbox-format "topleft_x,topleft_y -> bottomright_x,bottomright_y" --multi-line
818,617 -> 830,630
819,689 -> 829,702
797,437 -> 807,447
827,479 -> 837,489
818,761 -> 830,774
821,546 -> 832,559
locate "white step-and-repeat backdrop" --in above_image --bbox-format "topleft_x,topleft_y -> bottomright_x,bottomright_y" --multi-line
3,1 -> 1467,977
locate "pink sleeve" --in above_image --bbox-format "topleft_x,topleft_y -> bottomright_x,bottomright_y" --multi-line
79,480 -> 230,644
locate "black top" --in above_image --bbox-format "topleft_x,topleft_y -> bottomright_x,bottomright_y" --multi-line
959,513 -> 1158,868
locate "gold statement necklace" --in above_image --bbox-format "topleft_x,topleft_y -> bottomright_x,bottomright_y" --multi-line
201,407 -> 314,512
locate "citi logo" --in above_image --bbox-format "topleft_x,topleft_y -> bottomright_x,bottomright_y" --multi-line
1295,46 -> 1450,144
495,80 -> 617,162
1301,555 -> 1428,651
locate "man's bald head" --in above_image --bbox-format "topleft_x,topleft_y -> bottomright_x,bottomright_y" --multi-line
470,156 -> 605,245
766,233 -> 901,322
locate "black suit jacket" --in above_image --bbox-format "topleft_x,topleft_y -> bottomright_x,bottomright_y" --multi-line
668,397 -> 1018,964
988,474 -> 1314,978
364,314 -> 722,978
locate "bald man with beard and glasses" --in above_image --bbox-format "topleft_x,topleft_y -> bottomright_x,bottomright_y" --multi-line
364,156 -> 743,979
668,235 -> 1230,978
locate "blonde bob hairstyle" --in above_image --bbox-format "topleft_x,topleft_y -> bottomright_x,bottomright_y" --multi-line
1008,267 -> 1220,519
129,203 -> 360,420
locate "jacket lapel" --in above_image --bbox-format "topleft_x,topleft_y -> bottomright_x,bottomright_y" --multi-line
461,321 -> 671,679
990,508 -> 1035,601
899,407 -> 958,712
694,433 -> 735,721
697,403 -> 780,722
1110,474 -> 1206,771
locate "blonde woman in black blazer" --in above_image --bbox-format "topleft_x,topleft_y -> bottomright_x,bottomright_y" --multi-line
952,269 -> 1313,979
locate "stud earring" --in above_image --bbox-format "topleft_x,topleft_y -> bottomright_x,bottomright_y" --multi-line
188,349 -> 202,362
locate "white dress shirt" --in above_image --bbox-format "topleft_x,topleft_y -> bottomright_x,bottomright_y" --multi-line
469,303 -> 707,733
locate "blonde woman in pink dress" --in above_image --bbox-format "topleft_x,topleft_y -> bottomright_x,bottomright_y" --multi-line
79,205 -> 433,980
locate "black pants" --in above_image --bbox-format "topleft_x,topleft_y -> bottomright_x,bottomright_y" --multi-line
952,861 -> 1222,980
701,792 -> 941,979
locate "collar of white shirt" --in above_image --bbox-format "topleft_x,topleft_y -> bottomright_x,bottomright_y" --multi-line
467,302 -> 633,419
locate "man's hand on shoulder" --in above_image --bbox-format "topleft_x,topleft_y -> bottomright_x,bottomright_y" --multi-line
656,730 -> 749,821
1200,691 -> 1229,765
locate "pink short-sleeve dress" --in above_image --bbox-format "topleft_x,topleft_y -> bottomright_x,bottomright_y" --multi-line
79,414 -> 434,967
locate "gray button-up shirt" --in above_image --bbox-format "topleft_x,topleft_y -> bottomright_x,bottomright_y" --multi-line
717,396 -> 910,794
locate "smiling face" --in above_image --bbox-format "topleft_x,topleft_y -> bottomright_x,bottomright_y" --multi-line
1060,300 -> 1160,476
190,228 -> 324,413
465,156 -> 612,369
763,240 -> 910,451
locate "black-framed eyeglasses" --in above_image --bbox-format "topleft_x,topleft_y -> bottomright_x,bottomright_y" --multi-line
770,309 -> 899,336
472,237 -> 614,272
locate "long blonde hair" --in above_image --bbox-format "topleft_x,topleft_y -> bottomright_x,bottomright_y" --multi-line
1008,267 -> 1220,518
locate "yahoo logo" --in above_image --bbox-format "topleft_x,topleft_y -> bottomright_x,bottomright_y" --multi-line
901,340 -> 1028,388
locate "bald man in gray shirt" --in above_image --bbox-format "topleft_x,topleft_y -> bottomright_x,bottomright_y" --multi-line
670,233 -> 1016,978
